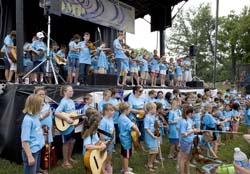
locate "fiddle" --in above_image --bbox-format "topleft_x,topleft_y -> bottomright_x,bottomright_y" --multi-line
153,54 -> 161,61
154,120 -> 161,137
41,125 -> 49,170
86,41 -> 96,50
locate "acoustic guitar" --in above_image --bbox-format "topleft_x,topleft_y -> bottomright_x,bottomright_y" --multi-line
8,48 -> 17,63
83,142 -> 107,174
54,112 -> 86,132
54,54 -> 67,65
136,109 -> 145,119
30,49 -> 45,62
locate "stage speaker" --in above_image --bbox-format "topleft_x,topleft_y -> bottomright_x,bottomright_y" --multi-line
151,6 -> 171,32
186,81 -> 204,88
245,85 -> 250,94
86,74 -> 117,86
189,45 -> 197,56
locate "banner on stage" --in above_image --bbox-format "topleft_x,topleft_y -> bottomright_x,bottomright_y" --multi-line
60,0 -> 135,33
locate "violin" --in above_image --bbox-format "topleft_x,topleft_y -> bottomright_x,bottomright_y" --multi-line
153,54 -> 161,61
41,125 -> 49,170
154,120 -> 161,137
105,50 -> 114,58
131,130 -> 140,150
86,41 -> 96,50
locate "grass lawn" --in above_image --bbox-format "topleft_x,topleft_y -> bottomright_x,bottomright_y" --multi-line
0,124 -> 249,174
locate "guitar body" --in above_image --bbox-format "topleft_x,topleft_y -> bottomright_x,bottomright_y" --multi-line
9,48 -> 17,63
83,145 -> 107,174
136,109 -> 145,119
131,130 -> 139,150
55,55 -> 67,65
54,112 -> 80,132
31,50 -> 44,62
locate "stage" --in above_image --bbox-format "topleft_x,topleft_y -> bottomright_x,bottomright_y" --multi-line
0,83 -> 216,163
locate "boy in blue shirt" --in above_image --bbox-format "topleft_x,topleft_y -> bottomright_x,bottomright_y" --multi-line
144,103 -> 160,172
97,42 -> 110,74
118,102 -> 141,174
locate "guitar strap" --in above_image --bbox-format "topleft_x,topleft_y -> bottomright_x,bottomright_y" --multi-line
97,128 -> 112,138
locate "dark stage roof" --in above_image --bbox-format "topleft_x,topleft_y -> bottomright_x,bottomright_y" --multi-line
120,0 -> 187,18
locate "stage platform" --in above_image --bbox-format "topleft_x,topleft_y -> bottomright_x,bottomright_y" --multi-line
0,83 -> 216,163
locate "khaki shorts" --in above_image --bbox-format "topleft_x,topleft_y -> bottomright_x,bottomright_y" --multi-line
148,148 -> 159,154
130,67 -> 138,73
98,67 -> 107,74
140,71 -> 148,80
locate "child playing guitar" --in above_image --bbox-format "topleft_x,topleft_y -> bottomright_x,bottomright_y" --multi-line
54,85 -> 77,169
82,108 -> 106,174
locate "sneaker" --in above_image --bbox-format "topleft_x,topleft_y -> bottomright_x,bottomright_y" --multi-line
120,167 -> 133,173
124,172 -> 136,174
154,159 -> 160,164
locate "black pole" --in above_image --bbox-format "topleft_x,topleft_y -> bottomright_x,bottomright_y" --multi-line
16,0 -> 24,74
159,30 -> 165,56
213,0 -> 219,88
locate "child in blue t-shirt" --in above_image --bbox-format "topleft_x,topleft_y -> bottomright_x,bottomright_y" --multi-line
168,100 -> 180,160
144,103 -> 160,172
21,94 -> 45,174
54,85 -> 77,169
98,89 -> 112,115
118,102 -> 141,174
97,42 -> 110,74
99,104 -> 115,174
81,93 -> 93,114
82,108 -> 106,174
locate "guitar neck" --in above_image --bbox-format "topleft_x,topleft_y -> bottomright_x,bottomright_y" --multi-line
71,114 -> 86,120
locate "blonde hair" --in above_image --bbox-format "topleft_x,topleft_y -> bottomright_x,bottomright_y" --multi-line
119,102 -> 130,113
60,85 -> 72,96
145,102 -> 156,113
204,103 -> 212,112
33,86 -> 45,94
103,103 -> 114,115
23,94 -> 43,115
103,89 -> 111,97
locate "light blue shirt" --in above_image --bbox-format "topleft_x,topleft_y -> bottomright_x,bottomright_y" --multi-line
83,132 -> 99,154
97,47 -> 108,69
68,41 -> 80,59
99,117 -> 115,151
79,41 -> 91,64
202,112 -> 217,129
113,39 -> 126,59
183,60 -> 191,71
168,110 -> 179,139
32,40 -> 47,61
144,115 -> 158,149
150,54 -> 159,71
175,65 -> 183,75
2,35 -> 14,54
21,114 -> 45,153
98,100 -> 110,115
145,96 -> 157,104
192,112 -> 201,129
156,98 -> 171,109
55,97 -> 76,135
56,50 -> 66,59
179,118 -> 194,143
128,93 -> 145,121
138,56 -> 148,72
40,103 -> 53,143
118,114 -> 134,150
109,98 -> 120,124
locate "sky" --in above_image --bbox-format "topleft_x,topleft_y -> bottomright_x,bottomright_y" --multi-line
126,0 -> 250,52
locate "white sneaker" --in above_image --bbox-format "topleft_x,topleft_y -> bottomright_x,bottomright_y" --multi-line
120,167 -> 133,173
124,172 -> 136,174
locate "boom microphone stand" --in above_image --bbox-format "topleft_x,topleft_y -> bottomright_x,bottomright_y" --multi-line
22,3 -> 59,84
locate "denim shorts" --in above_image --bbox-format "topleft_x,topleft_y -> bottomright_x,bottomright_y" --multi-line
180,139 -> 193,155
69,58 -> 79,68
3,57 -> 10,69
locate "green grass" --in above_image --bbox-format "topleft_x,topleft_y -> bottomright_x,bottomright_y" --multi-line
1,125 -> 249,174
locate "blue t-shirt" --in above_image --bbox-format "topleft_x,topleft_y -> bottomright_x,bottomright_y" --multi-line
98,100 -> 110,115
159,62 -> 167,71
109,98 -> 120,124
202,112 -> 217,129
128,93 -> 145,121
150,54 -> 159,71
198,135 -> 212,150
68,41 -> 80,59
97,47 -> 108,69
183,60 -> 191,71
193,112 -> 201,129
40,103 -> 53,143
145,96 -> 157,104
55,97 -> 76,135
144,115 -> 158,149
156,98 -> 171,109
168,110 -> 180,139
32,40 -> 47,61
175,65 -> 183,75
2,35 -> 14,54
56,50 -> 66,59
138,56 -> 148,72
113,39 -> 126,59
179,118 -> 194,143
79,41 -> 91,64
21,114 -> 45,153
99,117 -> 115,151
118,114 -> 134,150
129,57 -> 138,68
83,132 -> 99,154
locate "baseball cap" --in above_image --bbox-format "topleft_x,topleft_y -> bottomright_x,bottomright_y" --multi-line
36,32 -> 44,39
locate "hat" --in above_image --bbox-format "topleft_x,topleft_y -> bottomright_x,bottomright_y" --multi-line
36,32 -> 44,39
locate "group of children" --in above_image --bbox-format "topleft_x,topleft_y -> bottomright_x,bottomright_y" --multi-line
21,84 -> 249,174
2,31 -> 193,87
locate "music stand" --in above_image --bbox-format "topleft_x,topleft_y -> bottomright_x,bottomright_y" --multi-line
22,5 -> 60,84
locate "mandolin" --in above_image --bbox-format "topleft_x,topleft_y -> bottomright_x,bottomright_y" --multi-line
54,54 -> 67,65
54,112 -> 86,132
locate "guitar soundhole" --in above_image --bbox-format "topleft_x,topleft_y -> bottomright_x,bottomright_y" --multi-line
61,120 -> 65,126
94,156 -> 99,169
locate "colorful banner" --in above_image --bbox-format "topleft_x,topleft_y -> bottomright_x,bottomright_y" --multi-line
61,0 -> 135,33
